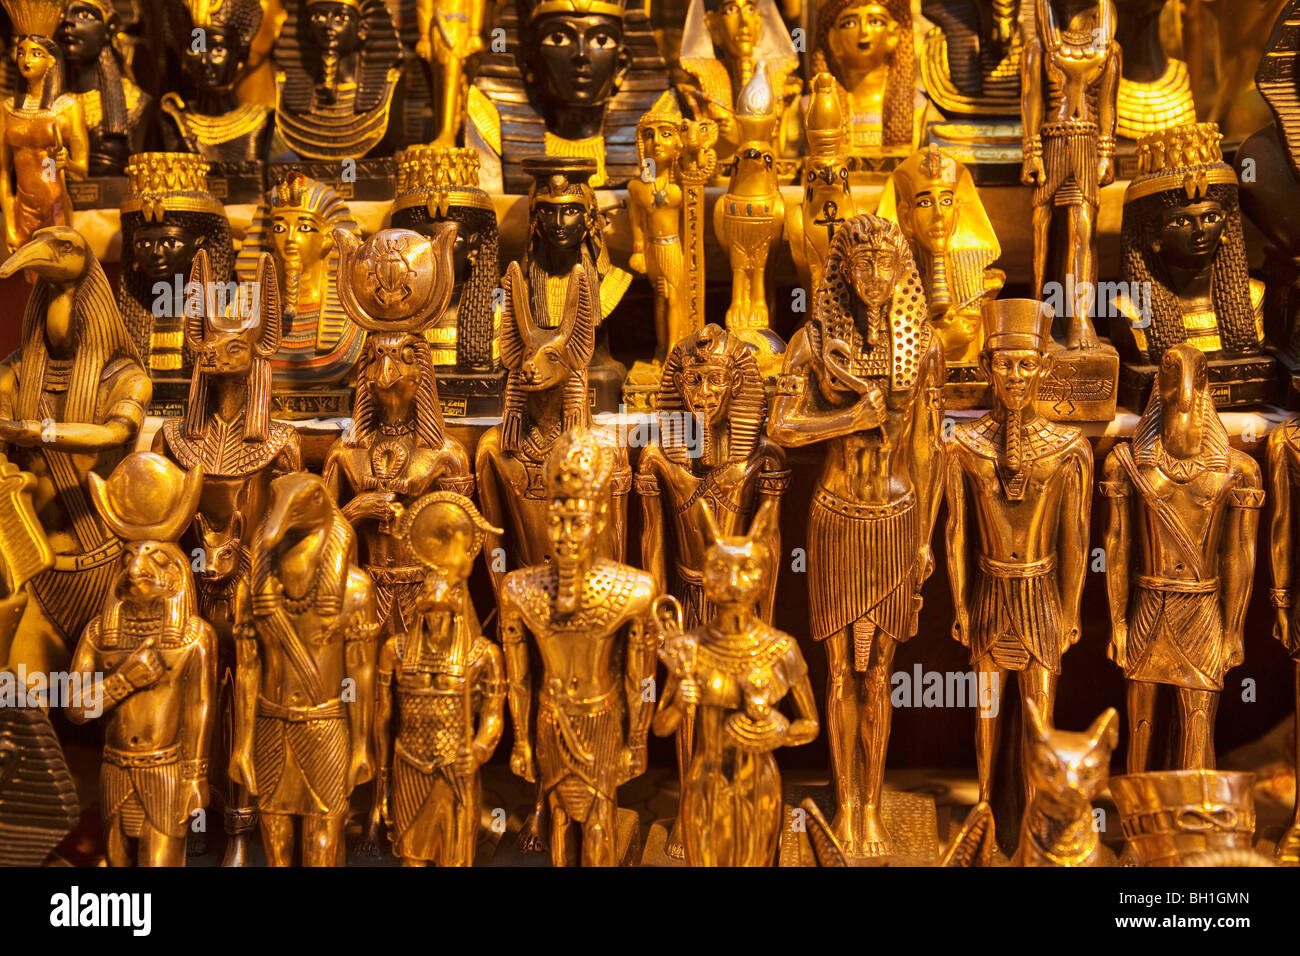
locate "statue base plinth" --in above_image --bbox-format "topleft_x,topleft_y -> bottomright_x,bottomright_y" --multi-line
1119,352 -> 1286,410
69,175 -> 128,210
268,159 -> 396,203
205,160 -> 268,205
779,783 -> 942,867
925,121 -> 1025,185
435,368 -> 507,418
1033,341 -> 1119,421
944,363 -> 991,410
488,806 -> 641,866
270,388 -> 354,420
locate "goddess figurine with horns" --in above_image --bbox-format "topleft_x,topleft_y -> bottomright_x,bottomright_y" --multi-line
324,226 -> 475,641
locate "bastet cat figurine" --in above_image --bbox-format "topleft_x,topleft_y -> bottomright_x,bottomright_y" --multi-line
1013,700 -> 1119,867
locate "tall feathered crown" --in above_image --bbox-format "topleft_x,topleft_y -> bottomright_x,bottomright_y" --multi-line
3,0 -> 67,36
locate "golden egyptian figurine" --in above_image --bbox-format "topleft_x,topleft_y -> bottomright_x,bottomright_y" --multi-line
324,227 -> 475,640
65,452 -> 216,867
0,227 -> 151,678
787,73 -> 857,300
812,0 -> 915,156
161,0 -> 273,162
499,429 -> 659,867
153,248 -> 302,866
272,0 -> 402,159
1266,416 -> 1300,863
1102,344 -> 1263,774
651,500 -> 818,867
416,0 -> 485,145
234,471 -> 379,866
56,0 -> 149,175
944,299 -> 1093,854
674,0 -> 800,163
1114,0 -> 1196,140
371,492 -> 505,866
237,171 -> 363,413
624,95 -> 718,403
767,214 -> 945,860
1021,0 -> 1119,351
637,323 -> 787,628
878,145 -> 1004,370
0,0 -> 89,252
1110,770 -> 1262,866
713,68 -> 785,380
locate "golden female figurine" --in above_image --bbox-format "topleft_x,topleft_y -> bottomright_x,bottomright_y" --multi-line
652,501 -> 818,867
1266,415 -> 1300,863
767,214 -> 945,860
944,299 -> 1093,854
637,324 -> 787,628
372,492 -> 505,867
812,0 -> 915,156
499,429 -> 659,867
65,452 -> 215,868
234,472 -> 379,866
153,248 -> 302,866
1102,344 -> 1263,774
324,227 -> 475,640
416,0 -> 485,145
0,0 -> 89,253
878,145 -> 1004,377
787,73 -> 856,300
714,68 -> 785,379
0,227 -> 150,678
1021,0 -> 1118,351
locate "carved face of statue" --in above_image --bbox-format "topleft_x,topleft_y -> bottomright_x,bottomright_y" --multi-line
547,500 -> 603,564
987,348 -> 1047,413
827,2 -> 899,73
360,332 -> 421,411
1158,344 -> 1208,458
56,1 -> 111,66
15,38 -> 54,85
516,328 -> 575,391
849,245 -> 898,310
703,537 -> 769,607
640,120 -> 683,169
117,542 -> 186,605
271,208 -> 330,279
306,1 -> 362,57
706,0 -> 762,62
195,324 -> 258,378
180,25 -> 248,92
1154,199 -> 1226,270
131,223 -> 205,285
533,199 -> 587,252
677,359 -> 736,425
905,187 -> 957,255
531,13 -> 624,107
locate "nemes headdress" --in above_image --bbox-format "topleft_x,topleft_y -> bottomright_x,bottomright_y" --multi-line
657,323 -> 764,468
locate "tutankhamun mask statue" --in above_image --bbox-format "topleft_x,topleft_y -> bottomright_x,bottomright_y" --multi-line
235,471 -> 379,866
499,428 -> 659,867
153,247 -> 302,866
324,226 -> 475,642
65,452 -> 216,867
637,323 -> 788,629
919,0 -> 1023,118
674,0 -> 800,164
272,0 -> 402,160
118,151 -> 234,405
878,145 -> 1004,378
0,226 -> 151,678
944,299 -> 1093,857
713,68 -> 785,380
1266,414 -> 1300,863
237,171 -> 363,415
162,0 -> 272,162
1113,0 -> 1196,140
1102,344 -> 1263,774
768,214 -> 945,861
0,0 -> 89,253
812,0 -> 915,157
372,492 -> 506,866
651,499 -> 818,866
788,73 -> 856,301
56,0 -> 149,175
